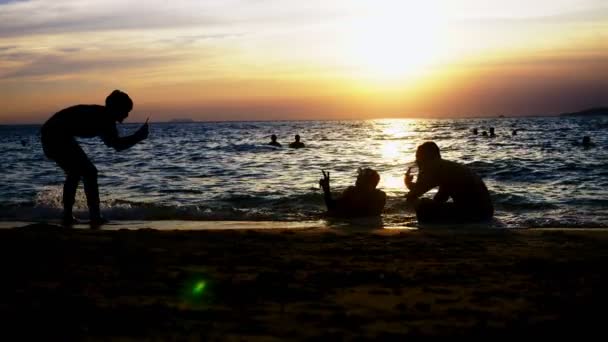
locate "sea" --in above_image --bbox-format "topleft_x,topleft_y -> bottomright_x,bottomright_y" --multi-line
1,116 -> 607,228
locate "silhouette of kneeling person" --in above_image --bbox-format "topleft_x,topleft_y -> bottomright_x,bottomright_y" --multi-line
268,134 -> 281,147
289,134 -> 305,148
41,90 -> 149,226
320,168 -> 386,217
405,142 -> 493,224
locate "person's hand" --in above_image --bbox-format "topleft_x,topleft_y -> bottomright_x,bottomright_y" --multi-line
136,118 -> 149,140
319,170 -> 330,191
404,167 -> 414,190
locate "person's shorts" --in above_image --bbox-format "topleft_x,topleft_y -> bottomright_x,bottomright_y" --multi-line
41,132 -> 96,176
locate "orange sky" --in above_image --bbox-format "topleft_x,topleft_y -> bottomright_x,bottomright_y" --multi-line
0,0 -> 606,123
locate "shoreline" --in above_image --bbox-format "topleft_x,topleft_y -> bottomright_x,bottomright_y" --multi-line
2,223 -> 608,338
1,219 -> 607,231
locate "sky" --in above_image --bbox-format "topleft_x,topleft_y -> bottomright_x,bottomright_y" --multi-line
0,0 -> 606,123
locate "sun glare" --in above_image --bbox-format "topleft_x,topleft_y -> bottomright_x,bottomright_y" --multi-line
347,1 -> 447,81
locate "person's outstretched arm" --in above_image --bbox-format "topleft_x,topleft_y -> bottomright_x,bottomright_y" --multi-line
102,121 -> 149,152
320,170 -> 337,211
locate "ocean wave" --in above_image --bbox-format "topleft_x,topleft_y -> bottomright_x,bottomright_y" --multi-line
491,192 -> 558,210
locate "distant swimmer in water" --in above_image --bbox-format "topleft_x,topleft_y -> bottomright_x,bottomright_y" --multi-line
489,127 -> 496,137
40,90 -> 149,226
404,142 -> 493,224
581,136 -> 596,148
472,128 -> 478,135
481,131 -> 488,137
512,129 -> 518,136
268,134 -> 281,147
289,134 -> 305,148
320,168 -> 386,218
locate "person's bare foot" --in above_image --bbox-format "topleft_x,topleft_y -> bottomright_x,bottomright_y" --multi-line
61,215 -> 80,226
89,216 -> 109,228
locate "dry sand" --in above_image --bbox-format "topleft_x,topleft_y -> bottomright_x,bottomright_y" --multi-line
1,223 -> 608,340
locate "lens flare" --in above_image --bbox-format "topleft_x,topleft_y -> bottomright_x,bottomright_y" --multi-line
192,280 -> 206,296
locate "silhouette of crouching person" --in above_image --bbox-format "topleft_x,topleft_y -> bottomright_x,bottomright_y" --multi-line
41,90 -> 149,226
405,142 -> 493,224
320,168 -> 386,217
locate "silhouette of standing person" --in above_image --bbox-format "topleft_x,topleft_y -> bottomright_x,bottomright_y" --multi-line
268,134 -> 282,147
289,134 -> 305,148
404,142 -> 493,224
41,90 -> 149,226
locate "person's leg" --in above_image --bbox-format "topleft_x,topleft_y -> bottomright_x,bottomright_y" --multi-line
416,199 -> 492,224
415,199 -> 462,224
54,141 -> 102,223
62,172 -> 80,222
81,161 -> 101,221
44,138 -> 82,224
415,199 -> 444,223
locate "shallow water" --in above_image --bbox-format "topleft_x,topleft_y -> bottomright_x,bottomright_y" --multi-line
1,116 -> 607,228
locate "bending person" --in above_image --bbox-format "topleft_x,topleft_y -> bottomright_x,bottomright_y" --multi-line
320,168 -> 386,217
404,142 -> 493,224
41,90 -> 149,225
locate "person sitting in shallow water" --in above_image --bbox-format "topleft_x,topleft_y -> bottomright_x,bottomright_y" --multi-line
489,127 -> 496,137
268,134 -> 281,147
404,142 -> 493,224
289,134 -> 305,148
320,168 -> 386,217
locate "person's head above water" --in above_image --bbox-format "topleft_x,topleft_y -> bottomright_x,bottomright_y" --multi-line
271,134 -> 278,142
415,141 -> 441,168
105,90 -> 133,123
583,136 -> 591,144
295,134 -> 301,142
355,167 -> 380,191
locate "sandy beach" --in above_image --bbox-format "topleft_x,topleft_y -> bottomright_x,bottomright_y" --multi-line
1,223 -> 607,339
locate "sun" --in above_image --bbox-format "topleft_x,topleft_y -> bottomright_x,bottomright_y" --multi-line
346,1 -> 446,81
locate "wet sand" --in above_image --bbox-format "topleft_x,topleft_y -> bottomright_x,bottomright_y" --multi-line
1,223 -> 608,339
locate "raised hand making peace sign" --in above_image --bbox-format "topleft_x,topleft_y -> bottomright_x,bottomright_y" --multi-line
319,170 -> 331,191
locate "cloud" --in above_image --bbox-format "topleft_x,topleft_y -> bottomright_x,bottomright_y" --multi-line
0,0 -> 349,38
0,0 -> 223,37
0,53 -> 179,79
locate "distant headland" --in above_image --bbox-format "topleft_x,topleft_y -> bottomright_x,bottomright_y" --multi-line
560,107 -> 608,117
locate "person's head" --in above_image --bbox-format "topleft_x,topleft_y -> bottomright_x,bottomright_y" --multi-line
582,136 -> 591,145
415,141 -> 441,168
482,131 -> 488,136
105,90 -> 133,123
355,167 -> 380,191
295,134 -> 300,142
271,134 -> 277,142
